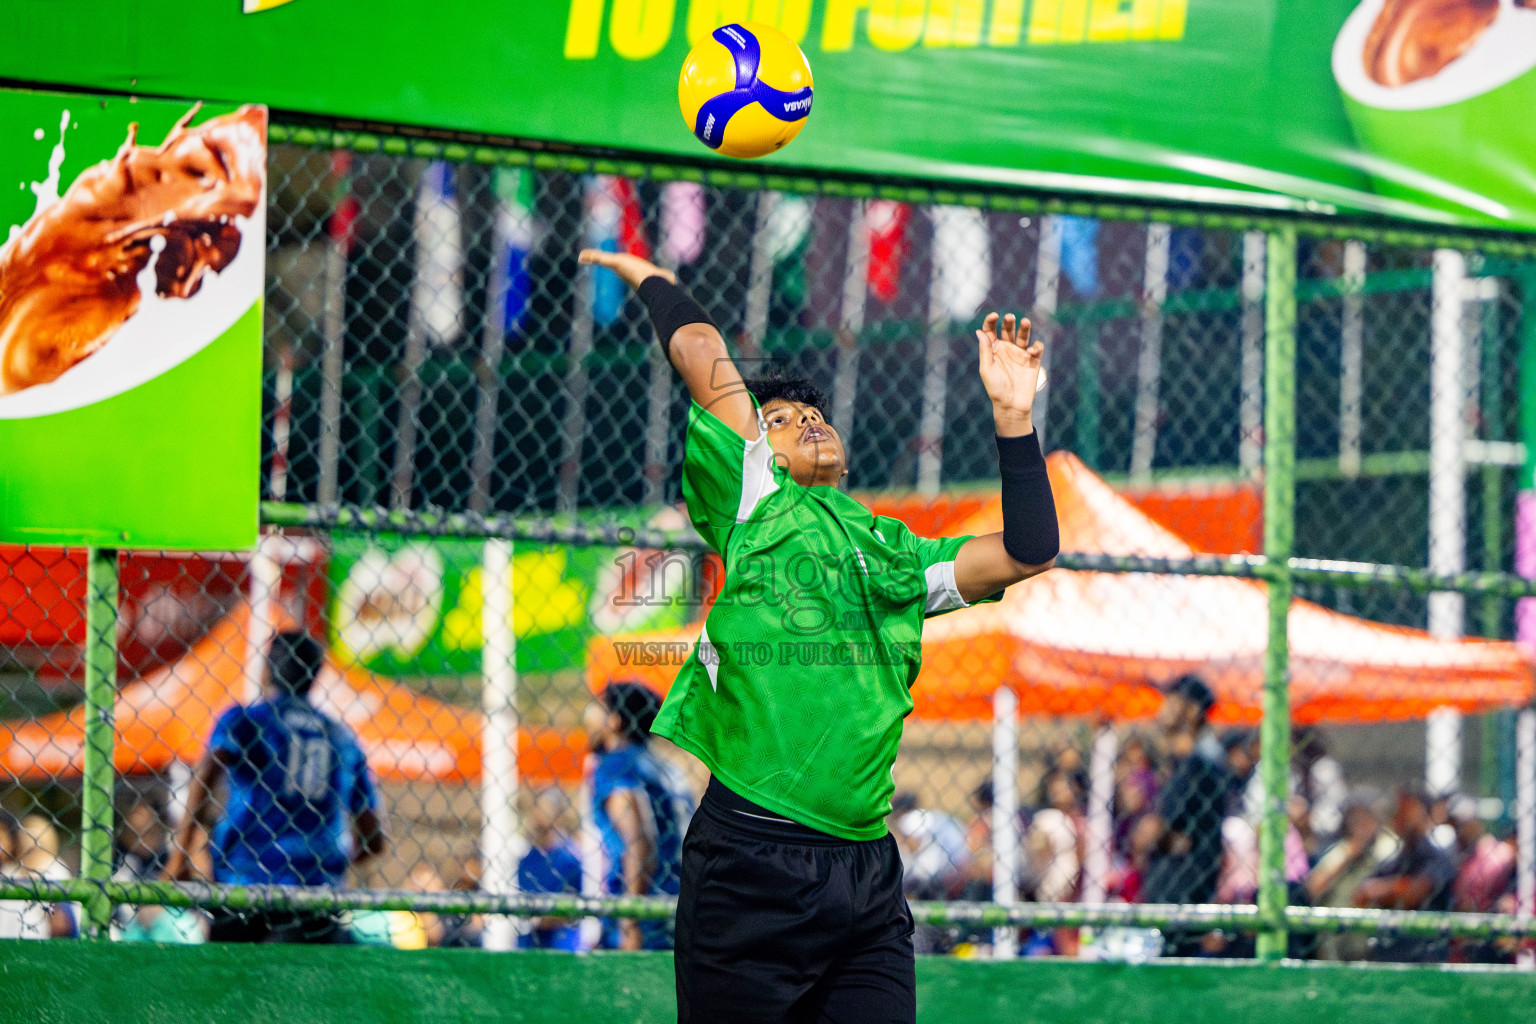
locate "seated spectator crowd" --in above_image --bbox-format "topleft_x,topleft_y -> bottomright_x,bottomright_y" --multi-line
885,675 -> 1523,964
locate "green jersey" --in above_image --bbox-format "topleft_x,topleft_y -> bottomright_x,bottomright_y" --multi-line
649,401 -> 994,841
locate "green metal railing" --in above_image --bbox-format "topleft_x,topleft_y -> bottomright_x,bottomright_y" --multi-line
8,877 -> 1536,942
261,498 -> 1536,599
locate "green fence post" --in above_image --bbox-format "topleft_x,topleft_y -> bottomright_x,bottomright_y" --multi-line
1256,228 -> 1297,961
80,546 -> 120,938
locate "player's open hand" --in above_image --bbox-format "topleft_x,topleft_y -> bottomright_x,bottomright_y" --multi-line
976,312 -> 1043,434
577,249 -> 677,289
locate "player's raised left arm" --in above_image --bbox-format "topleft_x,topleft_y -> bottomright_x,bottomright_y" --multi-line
952,313 -> 1059,603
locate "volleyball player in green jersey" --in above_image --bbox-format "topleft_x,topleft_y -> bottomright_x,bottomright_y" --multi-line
579,247 -> 1059,1024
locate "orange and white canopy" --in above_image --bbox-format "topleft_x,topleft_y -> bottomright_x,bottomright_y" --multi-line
0,605 -> 585,784
588,453 -> 1534,725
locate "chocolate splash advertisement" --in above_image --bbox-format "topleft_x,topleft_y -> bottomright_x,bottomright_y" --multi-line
1334,0 -> 1536,226
0,90 -> 265,549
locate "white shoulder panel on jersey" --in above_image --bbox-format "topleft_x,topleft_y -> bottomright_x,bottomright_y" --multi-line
924,560 -> 970,615
736,407 -> 779,522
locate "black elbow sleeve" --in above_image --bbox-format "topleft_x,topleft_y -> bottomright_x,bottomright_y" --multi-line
637,275 -> 716,353
997,431 -> 1060,566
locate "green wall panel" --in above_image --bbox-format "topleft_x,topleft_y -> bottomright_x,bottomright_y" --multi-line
2,941 -> 1533,1024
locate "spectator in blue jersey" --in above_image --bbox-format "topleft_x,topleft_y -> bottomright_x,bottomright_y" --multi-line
517,788 -> 583,950
583,682 -> 694,950
165,630 -> 388,943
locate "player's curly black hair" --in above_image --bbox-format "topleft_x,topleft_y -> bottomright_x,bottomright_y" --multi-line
742,371 -> 827,414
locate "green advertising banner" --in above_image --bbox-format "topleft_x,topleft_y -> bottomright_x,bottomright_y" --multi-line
4,0 -> 1535,231
328,536 -> 700,676
0,89 -> 264,549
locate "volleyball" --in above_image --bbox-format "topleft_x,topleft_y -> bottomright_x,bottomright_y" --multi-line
678,22 -> 814,160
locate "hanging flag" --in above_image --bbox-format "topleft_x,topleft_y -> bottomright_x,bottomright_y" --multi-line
491,167 -> 541,335
865,200 -> 909,304
585,175 -> 650,326
411,160 -> 465,345
584,176 -> 624,327
1057,214 -> 1100,298
1166,227 -> 1204,292
659,181 -> 705,268
327,150 -> 360,255
929,205 -> 991,322
615,177 -> 650,263
768,193 -> 814,317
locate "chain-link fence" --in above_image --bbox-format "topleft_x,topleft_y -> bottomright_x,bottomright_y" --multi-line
3,122 -> 1536,962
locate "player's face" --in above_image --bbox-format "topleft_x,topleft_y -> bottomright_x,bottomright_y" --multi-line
761,399 -> 846,488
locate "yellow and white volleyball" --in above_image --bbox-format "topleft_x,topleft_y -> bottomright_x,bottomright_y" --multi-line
679,22 -> 814,160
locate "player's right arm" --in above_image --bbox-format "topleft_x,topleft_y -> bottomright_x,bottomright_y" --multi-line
163,744 -> 234,881
342,727 -> 389,865
576,249 -> 757,441
605,789 -> 658,951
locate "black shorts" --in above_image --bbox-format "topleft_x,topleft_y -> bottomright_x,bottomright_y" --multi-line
207,908 -> 353,945
674,779 -> 915,1024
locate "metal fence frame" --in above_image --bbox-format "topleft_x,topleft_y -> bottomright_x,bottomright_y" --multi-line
6,118 -> 1536,959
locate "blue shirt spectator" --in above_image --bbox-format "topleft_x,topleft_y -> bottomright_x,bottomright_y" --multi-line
517,788 -> 584,951
167,630 -> 388,943
205,694 -> 376,886
584,682 -> 694,950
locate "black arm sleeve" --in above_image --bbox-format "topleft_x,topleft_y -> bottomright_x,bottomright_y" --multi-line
997,431 -> 1060,566
637,275 -> 716,355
